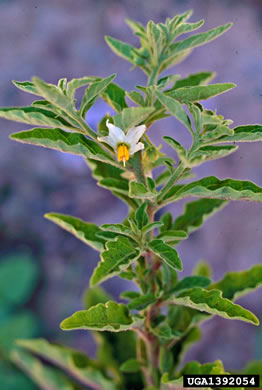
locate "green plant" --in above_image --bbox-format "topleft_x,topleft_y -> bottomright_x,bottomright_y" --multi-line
1,9 -> 262,390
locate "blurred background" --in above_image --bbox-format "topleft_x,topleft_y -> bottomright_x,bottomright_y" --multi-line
0,0 -> 262,386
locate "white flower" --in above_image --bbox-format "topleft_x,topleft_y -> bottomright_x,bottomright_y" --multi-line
98,120 -> 146,166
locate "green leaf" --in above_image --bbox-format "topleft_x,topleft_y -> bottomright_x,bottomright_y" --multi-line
162,176 -> 262,204
189,145 -> 238,167
135,202 -> 149,229
17,338 -> 117,390
0,106 -> 76,130
171,71 -> 215,90
173,287 -> 259,325
80,74 -> 116,118
126,90 -> 145,106
210,124 -> 262,144
90,236 -> 140,286
33,76 -> 75,114
12,349 -> 78,390
171,23 -> 232,54
120,359 -> 141,373
99,178 -> 129,196
113,107 -> 154,131
60,301 -> 142,331
0,254 -> 38,308
155,90 -> 192,132
171,276 -> 211,294
179,359 -> 225,375
173,19 -> 204,39
101,223 -> 136,241
173,198 -> 228,234
167,83 -> 236,103
105,36 -> 141,65
101,82 -> 127,113
148,239 -> 182,271
44,213 -> 106,251
142,222 -> 163,235
128,293 -> 156,310
157,230 -> 188,243
129,181 -> 156,200
10,127 -> 117,166
13,80 -> 39,96
209,264 -> 262,300
67,76 -> 99,99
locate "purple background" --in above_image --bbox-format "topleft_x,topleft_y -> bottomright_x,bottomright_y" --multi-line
0,0 -> 262,371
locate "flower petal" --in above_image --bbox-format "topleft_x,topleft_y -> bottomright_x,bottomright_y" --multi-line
129,142 -> 144,155
106,120 -> 125,144
97,136 -> 116,148
125,125 -> 146,145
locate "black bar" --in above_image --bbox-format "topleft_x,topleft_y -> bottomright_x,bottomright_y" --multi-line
183,374 -> 260,388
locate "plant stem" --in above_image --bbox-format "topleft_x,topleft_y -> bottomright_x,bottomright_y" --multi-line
148,66 -> 159,87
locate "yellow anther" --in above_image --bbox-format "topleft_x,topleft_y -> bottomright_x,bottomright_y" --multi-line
117,144 -> 129,166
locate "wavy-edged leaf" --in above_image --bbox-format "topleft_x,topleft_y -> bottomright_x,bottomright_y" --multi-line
45,213 -> 105,251
171,71 -> 215,90
157,230 -> 188,243
17,339 -> 117,390
148,239 -> 182,271
155,90 -> 192,131
173,19 -> 204,39
101,82 -> 127,113
61,301 -> 142,331
173,198 -> 228,234
163,176 -> 262,204
90,236 -> 140,286
129,181 -> 156,200
80,74 -> 116,118
12,349 -> 77,390
167,83 -> 235,103
209,124 -> 262,144
173,287 -> 259,325
209,265 -> 262,300
0,106 -> 76,130
113,106 -> 154,131
13,80 -> 39,96
32,77 -> 75,114
10,127 -> 119,166
188,144 -> 238,167
171,23 -> 232,54
171,276 -> 211,294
